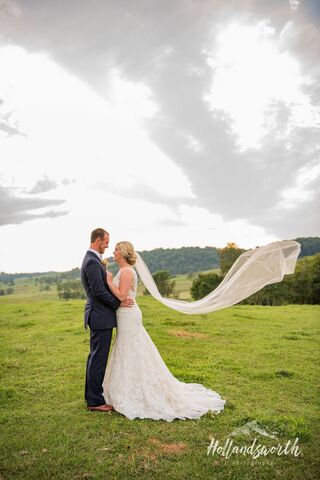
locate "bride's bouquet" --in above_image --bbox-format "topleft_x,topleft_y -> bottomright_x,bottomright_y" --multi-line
101,258 -> 109,269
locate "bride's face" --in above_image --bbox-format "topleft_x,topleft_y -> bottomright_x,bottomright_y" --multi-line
113,245 -> 123,263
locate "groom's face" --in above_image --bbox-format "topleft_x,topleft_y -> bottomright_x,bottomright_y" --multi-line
98,233 -> 109,254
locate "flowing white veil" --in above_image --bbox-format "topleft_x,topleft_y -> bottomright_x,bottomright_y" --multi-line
134,240 -> 301,314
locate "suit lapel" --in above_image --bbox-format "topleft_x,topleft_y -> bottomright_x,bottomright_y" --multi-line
87,250 -> 102,263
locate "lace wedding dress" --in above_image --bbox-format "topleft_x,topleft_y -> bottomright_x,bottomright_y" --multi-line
102,267 -> 225,421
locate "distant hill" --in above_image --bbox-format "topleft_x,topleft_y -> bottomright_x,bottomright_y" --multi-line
1,237 -> 319,281
0,268 -> 80,283
133,246 -> 220,275
294,237 -> 320,257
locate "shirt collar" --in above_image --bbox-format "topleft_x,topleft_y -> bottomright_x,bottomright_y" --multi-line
88,248 -> 102,260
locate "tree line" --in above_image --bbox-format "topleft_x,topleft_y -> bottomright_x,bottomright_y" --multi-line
137,246 -> 220,274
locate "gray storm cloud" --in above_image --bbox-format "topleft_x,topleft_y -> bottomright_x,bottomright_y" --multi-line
0,98 -> 26,137
93,181 -> 195,212
29,176 -> 58,194
0,121 -> 26,137
1,0 -> 319,236
0,184 -> 68,226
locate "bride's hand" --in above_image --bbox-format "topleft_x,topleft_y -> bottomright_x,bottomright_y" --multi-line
106,271 -> 113,284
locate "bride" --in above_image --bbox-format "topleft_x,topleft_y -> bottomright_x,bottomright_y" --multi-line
102,241 -> 226,421
102,238 -> 300,421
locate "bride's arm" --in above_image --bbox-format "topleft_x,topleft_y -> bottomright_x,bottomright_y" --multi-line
106,269 -> 133,301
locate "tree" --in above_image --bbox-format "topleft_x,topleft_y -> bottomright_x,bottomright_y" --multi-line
0,287 -> 14,296
57,280 -> 86,300
218,242 -> 246,275
143,270 -> 176,297
286,253 -> 320,304
310,254 -> 320,304
190,273 -> 224,300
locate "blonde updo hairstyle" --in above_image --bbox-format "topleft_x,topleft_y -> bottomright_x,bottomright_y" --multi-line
116,241 -> 137,266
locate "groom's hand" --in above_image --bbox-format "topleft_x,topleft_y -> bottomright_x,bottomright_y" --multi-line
120,298 -> 134,307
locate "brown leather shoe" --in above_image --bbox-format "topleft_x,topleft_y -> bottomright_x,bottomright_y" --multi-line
87,404 -> 114,412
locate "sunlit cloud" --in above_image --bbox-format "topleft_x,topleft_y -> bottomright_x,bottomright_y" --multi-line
278,162 -> 320,209
204,21 -> 318,151
289,0 -> 300,12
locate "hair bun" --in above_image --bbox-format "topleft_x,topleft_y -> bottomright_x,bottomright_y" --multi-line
117,241 -> 137,266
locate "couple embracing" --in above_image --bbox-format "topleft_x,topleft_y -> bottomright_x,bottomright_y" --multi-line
81,228 -> 226,422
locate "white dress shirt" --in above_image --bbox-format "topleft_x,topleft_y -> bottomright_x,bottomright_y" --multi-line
88,248 -> 102,260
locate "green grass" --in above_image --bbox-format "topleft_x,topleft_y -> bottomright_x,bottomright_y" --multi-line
0,287 -> 319,479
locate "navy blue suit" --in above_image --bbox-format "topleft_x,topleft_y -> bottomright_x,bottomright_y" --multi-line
81,250 -> 121,407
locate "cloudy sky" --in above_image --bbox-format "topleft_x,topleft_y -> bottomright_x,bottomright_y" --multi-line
0,0 -> 319,273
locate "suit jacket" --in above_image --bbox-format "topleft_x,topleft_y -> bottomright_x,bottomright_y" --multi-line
81,250 -> 121,330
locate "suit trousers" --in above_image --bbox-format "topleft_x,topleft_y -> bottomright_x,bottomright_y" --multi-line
85,327 -> 113,407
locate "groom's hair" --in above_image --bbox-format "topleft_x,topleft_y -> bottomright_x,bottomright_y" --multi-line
90,228 -> 109,243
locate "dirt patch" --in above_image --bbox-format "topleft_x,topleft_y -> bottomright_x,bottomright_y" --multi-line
141,451 -> 158,462
168,329 -> 209,339
149,438 -> 187,454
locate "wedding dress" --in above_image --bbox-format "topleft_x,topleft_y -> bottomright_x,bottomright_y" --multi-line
102,267 -> 226,421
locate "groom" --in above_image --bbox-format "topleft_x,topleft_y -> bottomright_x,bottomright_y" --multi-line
81,228 -> 133,412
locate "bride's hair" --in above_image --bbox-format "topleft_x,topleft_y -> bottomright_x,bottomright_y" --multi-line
116,241 -> 137,266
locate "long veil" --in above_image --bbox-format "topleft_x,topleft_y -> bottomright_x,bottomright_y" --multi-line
134,240 -> 301,314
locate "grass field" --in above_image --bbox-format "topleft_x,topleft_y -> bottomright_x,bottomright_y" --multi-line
1,283 -> 319,479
